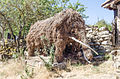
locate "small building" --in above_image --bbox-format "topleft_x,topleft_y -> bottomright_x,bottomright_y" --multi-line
102,0 -> 120,46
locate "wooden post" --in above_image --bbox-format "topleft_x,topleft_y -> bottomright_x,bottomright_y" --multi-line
116,3 -> 120,46
113,9 -> 118,46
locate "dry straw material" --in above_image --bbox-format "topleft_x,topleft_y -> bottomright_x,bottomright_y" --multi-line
26,9 -> 92,63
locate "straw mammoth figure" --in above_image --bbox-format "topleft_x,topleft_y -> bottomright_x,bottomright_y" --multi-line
26,9 -> 93,63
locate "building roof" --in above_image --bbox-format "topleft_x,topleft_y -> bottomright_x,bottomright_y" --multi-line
101,0 -> 120,10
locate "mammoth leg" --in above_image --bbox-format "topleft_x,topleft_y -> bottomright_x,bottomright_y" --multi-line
27,43 -> 35,56
28,47 -> 35,56
54,39 -> 66,63
82,45 -> 93,61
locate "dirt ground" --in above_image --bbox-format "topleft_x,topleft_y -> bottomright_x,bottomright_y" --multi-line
0,57 -> 119,79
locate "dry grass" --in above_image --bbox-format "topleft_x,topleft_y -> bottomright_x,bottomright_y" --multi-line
53,60 -> 116,79
0,58 -> 118,79
0,59 -> 52,79
0,59 -> 24,79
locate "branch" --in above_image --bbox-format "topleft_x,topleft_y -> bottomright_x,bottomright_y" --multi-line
0,11 -> 16,44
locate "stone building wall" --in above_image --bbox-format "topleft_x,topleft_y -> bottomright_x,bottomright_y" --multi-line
86,26 -> 113,54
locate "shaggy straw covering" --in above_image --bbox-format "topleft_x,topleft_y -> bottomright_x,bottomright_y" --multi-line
26,9 -> 93,63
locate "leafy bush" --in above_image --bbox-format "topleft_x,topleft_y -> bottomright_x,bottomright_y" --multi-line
21,65 -> 34,79
95,19 -> 112,31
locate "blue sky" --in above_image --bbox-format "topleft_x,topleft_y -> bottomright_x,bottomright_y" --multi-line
70,0 -> 114,25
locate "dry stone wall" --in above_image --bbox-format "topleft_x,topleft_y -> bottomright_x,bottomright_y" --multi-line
86,26 -> 113,54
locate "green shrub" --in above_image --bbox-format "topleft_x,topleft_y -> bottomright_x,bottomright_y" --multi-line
95,19 -> 112,31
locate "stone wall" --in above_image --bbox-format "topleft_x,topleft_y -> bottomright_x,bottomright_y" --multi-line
86,26 -> 113,54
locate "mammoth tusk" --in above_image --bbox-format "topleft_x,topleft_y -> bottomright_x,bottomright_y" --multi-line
69,37 -> 98,55
82,51 -> 91,63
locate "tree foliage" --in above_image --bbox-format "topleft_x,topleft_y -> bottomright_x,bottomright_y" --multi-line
95,19 -> 112,31
0,0 -> 87,52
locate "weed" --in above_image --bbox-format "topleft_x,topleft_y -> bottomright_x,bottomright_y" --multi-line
39,56 -> 53,71
0,54 -> 10,62
20,75 -> 27,79
19,48 -> 26,59
20,65 -> 34,79
25,66 -> 34,78
92,66 -> 100,73
104,54 -> 110,60
0,72 -> 6,77
49,44 -> 55,64
38,36 -> 55,71
104,54 -> 112,60
12,53 -> 19,59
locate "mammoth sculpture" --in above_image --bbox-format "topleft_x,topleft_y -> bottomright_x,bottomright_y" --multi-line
26,9 -> 97,63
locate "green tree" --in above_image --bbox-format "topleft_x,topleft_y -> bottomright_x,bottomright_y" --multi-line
0,0 -> 87,52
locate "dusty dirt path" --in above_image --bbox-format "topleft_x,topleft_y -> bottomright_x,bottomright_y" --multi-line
52,61 -> 117,79
0,57 -> 118,79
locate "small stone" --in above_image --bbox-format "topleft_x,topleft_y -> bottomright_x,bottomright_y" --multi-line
88,42 -> 96,45
101,35 -> 110,38
109,34 -> 112,36
94,36 -> 98,39
99,27 -> 107,31
106,49 -> 111,52
104,37 -> 111,40
98,31 -> 109,35
99,46 -> 105,50
104,45 -> 111,48
111,50 -> 120,56
96,42 -> 100,45
86,34 -> 93,38
52,62 -> 67,70
88,29 -> 93,33
95,45 -> 99,48
86,27 -> 92,31
98,38 -> 103,42
97,49 -> 106,53
101,41 -> 108,45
